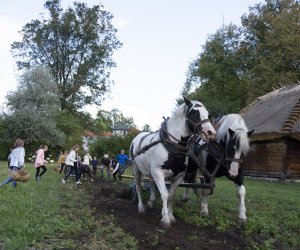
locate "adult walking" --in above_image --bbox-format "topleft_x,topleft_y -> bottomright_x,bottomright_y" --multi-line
81,153 -> 93,181
62,144 -> 81,185
100,154 -> 111,181
34,145 -> 48,181
0,139 -> 25,188
116,149 -> 130,172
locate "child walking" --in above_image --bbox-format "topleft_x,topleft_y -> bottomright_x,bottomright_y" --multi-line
0,139 -> 25,188
59,150 -> 68,174
34,145 -> 48,181
62,144 -> 81,185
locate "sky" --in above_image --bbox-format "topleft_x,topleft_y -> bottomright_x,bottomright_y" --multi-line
0,0 -> 263,131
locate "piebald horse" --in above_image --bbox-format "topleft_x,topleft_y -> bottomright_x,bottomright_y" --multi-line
130,98 -> 216,228
182,114 -> 253,222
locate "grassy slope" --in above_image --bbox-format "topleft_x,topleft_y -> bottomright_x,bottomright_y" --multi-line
0,161 -> 299,249
0,162 -> 136,249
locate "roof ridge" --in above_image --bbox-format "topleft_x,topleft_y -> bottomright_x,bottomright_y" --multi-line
281,98 -> 300,133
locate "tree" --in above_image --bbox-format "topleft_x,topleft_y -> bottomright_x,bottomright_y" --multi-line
180,24 -> 250,115
11,0 -> 122,112
141,124 -> 151,132
5,66 -> 65,149
241,0 -> 300,98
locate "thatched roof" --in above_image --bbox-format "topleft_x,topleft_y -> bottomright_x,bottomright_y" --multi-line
240,84 -> 300,141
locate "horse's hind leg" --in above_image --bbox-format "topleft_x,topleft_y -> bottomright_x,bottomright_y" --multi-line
133,164 -> 145,213
152,171 -> 171,228
147,179 -> 156,208
167,172 -> 185,223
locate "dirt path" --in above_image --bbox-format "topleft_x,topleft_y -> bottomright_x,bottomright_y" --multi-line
87,178 -> 253,250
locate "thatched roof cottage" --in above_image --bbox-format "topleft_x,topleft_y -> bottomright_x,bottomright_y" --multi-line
240,84 -> 300,179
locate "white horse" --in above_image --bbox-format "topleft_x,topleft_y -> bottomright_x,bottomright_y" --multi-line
130,98 -> 216,228
182,114 -> 253,222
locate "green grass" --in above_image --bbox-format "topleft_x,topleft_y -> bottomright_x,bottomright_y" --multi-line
173,177 -> 300,249
1,162 -> 300,249
0,161 -> 136,250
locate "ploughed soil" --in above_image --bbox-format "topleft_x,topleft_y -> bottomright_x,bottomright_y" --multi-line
85,177 -> 259,250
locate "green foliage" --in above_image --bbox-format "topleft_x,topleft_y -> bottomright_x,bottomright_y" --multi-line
174,177 -> 300,249
241,0 -> 300,99
180,0 -> 300,115
4,66 -> 65,149
89,130 -> 139,158
11,0 -> 122,111
55,110 -> 84,150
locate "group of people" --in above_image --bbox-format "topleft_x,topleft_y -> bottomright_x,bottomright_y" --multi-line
59,147 -> 130,184
0,138 -> 130,188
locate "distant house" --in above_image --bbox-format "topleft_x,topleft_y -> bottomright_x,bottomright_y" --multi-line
240,84 -> 300,180
112,124 -> 130,136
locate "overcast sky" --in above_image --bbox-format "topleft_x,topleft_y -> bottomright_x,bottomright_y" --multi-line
0,0 -> 262,130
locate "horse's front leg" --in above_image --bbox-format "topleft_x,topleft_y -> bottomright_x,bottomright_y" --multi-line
200,188 -> 210,216
133,165 -> 145,213
237,184 -> 247,222
167,172 -> 185,223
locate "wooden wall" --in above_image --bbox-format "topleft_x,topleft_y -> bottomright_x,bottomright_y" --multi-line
244,138 -> 300,179
286,138 -> 300,179
244,139 -> 287,179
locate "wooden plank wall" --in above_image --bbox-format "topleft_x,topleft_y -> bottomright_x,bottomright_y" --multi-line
244,140 -> 286,178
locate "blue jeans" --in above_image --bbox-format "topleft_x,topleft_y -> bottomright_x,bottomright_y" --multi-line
0,167 -> 18,188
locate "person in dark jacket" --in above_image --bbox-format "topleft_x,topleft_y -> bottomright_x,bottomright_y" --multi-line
100,154 -> 111,180
91,156 -> 99,175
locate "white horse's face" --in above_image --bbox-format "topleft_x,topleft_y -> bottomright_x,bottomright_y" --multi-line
225,128 -> 252,177
185,99 -> 216,141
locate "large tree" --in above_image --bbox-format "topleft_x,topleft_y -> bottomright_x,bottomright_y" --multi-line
5,66 -> 65,148
179,24 -> 250,115
241,0 -> 300,98
11,0 -> 122,112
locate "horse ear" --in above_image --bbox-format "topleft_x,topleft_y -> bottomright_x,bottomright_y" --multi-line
183,96 -> 192,106
228,128 -> 235,136
247,129 -> 254,138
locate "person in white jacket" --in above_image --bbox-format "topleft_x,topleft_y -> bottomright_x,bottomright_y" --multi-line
0,139 -> 25,188
62,144 -> 80,184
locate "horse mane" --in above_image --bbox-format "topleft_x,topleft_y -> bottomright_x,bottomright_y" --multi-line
216,114 -> 250,155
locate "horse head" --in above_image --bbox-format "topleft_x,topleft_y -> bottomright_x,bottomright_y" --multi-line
184,97 -> 216,141
219,121 -> 253,177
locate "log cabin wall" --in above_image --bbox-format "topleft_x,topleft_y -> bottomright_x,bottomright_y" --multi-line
244,140 -> 287,179
286,138 -> 300,179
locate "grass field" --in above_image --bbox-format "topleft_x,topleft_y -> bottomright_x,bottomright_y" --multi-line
0,162 -> 136,249
0,161 -> 299,249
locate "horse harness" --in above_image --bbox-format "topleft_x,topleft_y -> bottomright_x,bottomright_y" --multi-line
119,105 -> 210,176
187,135 -> 244,193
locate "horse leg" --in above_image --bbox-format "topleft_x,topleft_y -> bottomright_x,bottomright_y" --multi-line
147,179 -> 156,208
237,184 -> 247,222
152,172 -> 171,228
133,165 -> 145,213
200,188 -> 210,216
181,188 -> 190,202
167,172 -> 184,223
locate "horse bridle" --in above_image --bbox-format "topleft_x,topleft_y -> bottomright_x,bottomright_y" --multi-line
185,103 -> 210,134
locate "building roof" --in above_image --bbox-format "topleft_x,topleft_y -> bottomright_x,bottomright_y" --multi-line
240,84 -> 300,141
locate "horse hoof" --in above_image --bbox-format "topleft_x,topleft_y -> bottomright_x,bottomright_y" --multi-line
147,201 -> 154,209
138,208 -> 145,213
200,212 -> 209,217
170,217 -> 177,224
160,221 -> 171,228
181,197 -> 188,203
238,218 -> 247,226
